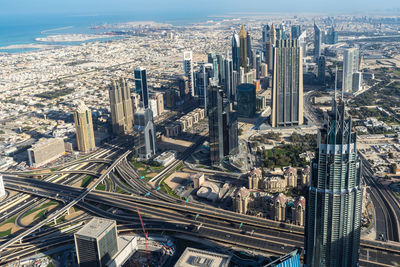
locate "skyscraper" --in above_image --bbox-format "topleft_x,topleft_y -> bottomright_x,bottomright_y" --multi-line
134,108 -> 157,159
208,86 -> 238,166
246,31 -> 253,68
195,63 -> 214,111
265,24 -> 277,73
224,57 -> 234,100
317,56 -> 326,84
74,101 -> 96,153
291,25 -> 301,39
237,83 -> 256,118
134,67 -> 149,108
271,39 -> 304,127
183,51 -> 195,97
298,31 -> 307,60
0,175 -> 5,199
216,54 -> 225,85
109,78 -> 134,135
208,52 -> 219,84
232,32 -> 240,73
262,24 -> 271,44
314,23 -> 322,60
305,101 -> 362,267
239,25 -> 248,70
342,48 -> 360,93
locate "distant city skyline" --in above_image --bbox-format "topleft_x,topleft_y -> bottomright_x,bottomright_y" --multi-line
2,0 -> 400,16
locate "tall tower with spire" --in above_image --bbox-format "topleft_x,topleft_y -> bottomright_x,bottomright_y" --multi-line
232,32 -> 240,73
305,99 -> 363,267
74,101 -> 96,153
239,25 -> 248,70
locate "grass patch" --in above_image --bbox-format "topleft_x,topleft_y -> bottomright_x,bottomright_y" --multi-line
95,184 -> 106,191
56,215 -> 66,224
115,187 -> 128,194
80,175 -> 93,188
34,209 -> 48,220
0,215 -> 17,226
34,88 -> 74,100
160,182 -> 182,199
0,228 -> 12,238
23,201 -> 58,218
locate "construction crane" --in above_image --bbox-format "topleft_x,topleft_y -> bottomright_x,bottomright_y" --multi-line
137,207 -> 150,266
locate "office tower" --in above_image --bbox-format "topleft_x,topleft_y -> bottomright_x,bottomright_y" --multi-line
317,56 -> 326,84
232,70 -> 239,100
305,101 -> 362,267
327,27 -> 338,44
352,72 -> 362,92
196,63 -> 214,111
74,217 -> 118,267
74,101 -> 96,153
109,78 -> 134,135
237,83 -> 256,118
298,31 -> 307,59
134,67 -> 149,108
291,25 -> 301,39
0,175 -> 5,199
271,39 -> 304,127
208,86 -> 238,166
239,25 -> 248,70
208,52 -> 219,84
255,53 -> 261,79
262,24 -> 271,44
232,32 -> 241,73
134,108 -> 157,159
224,57 -> 234,100
165,89 -> 176,108
131,92 -> 140,113
178,76 -> 190,102
261,63 -> 268,78
265,24 -> 276,73
246,32 -> 253,68
183,51 -> 195,97
28,138 -> 65,168
216,54 -> 225,85
314,23 -> 322,60
342,48 -> 360,93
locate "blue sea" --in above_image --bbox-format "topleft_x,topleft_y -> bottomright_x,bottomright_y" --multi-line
0,12 -> 220,54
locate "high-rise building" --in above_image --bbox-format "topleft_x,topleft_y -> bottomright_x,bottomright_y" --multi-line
342,48 -> 360,93
74,217 -> 118,267
265,24 -> 276,73
178,76 -> 190,102
0,175 -> 5,199
196,63 -> 214,111
239,25 -> 248,70
317,56 -> 326,84
134,108 -> 157,159
208,52 -> 219,84
216,54 -> 225,85
183,51 -> 195,97
352,72 -> 362,92
232,32 -> 241,73
208,86 -> 238,166
28,138 -> 65,168
298,31 -> 307,60
153,92 -> 164,115
165,89 -> 176,108
291,25 -> 301,39
314,23 -> 322,60
305,101 -> 363,267
246,31 -> 253,68
237,83 -> 256,118
255,53 -> 262,79
327,27 -> 338,44
262,24 -> 271,44
271,39 -> 304,127
109,78 -> 134,135
224,57 -> 234,100
134,67 -> 149,108
74,101 -> 96,153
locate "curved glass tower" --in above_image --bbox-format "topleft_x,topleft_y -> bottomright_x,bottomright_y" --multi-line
305,101 -> 363,267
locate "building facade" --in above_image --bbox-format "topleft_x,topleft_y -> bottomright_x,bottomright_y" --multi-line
28,138 -> 65,168
208,86 -> 238,166
239,25 -> 248,70
305,102 -> 363,267
271,39 -> 304,127
74,217 -> 118,267
134,67 -> 149,108
314,23 -> 322,60
236,83 -> 256,118
109,78 -> 134,135
183,51 -> 195,97
0,175 -> 5,199
134,109 -> 157,159
74,101 -> 96,153
342,48 -> 360,93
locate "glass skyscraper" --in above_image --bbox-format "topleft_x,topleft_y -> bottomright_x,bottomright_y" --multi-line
305,101 -> 363,267
208,86 -> 238,166
237,83 -> 256,118
134,67 -> 149,108
271,39 -> 303,127
314,23 -> 322,60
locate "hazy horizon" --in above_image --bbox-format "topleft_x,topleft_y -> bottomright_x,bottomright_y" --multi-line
2,0 -> 400,16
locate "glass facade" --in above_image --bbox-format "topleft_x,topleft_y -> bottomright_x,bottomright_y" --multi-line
236,83 -> 256,118
134,68 -> 149,108
306,102 -> 362,267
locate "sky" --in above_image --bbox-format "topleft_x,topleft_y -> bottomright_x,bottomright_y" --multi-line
1,0 -> 400,16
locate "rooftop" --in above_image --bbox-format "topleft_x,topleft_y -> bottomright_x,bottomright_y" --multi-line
174,247 -> 231,267
75,217 -> 115,239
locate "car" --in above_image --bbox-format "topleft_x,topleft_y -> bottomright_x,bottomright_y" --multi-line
226,234 -> 230,238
